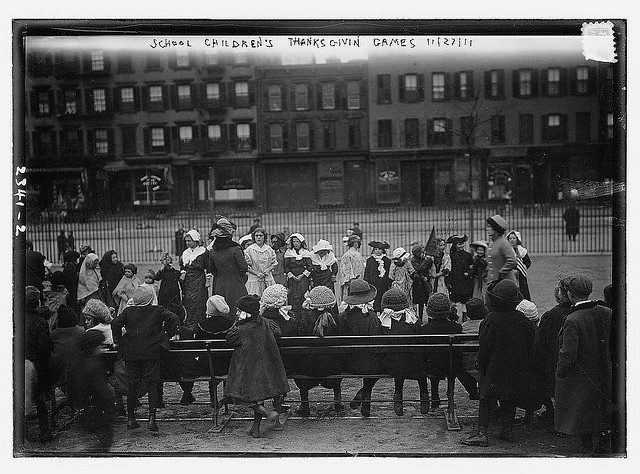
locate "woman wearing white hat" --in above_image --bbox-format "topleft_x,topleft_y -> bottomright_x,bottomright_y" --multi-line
389,247 -> 415,302
309,239 -> 339,292
284,233 -> 313,317
179,229 -> 209,330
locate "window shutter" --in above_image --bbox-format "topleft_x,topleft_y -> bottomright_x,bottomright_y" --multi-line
290,123 -> 297,151
170,85 -> 178,110
263,85 -> 270,110
107,129 -> 114,156
561,114 -> 568,141
467,71 -> 475,97
398,74 -> 405,102
454,73 -> 461,98
82,53 -> 91,73
417,74 -> 425,101
541,115 -> 548,142
165,127 -> 172,153
390,120 -> 396,147
339,81 -> 347,109
360,79 -> 367,108
78,128 -> 85,155
104,88 -> 112,112
134,86 -> 140,111
198,124 -> 207,151
250,123 -> 256,149
85,89 -> 94,114
47,90 -> 54,115
29,91 -> 37,116
399,119 -> 406,147
56,90 -> 64,115
559,68 -> 568,96
484,71 -> 491,98
446,119 -> 453,146
248,81 -> 256,106
141,86 -> 149,111
264,125 -> 271,152
281,84 -> 287,110
104,54 -> 111,73
220,82 -> 227,107
169,53 -> 177,70
316,83 -> 322,109
588,66 -> 597,94
541,69 -> 549,96
282,123 -> 288,151
162,85 -> 170,110
228,82 -> 235,108
309,122 -> 315,150
143,127 -> 150,154
228,123 -> 237,150
444,73 -> 452,100
87,129 -> 95,156
569,68 -> 577,95
221,123 -> 228,149
190,83 -> 198,109
307,84 -> 314,110
113,87 -> 121,112
290,85 -> 296,110
512,70 -> 520,98
531,69 -> 539,97
427,119 -> 434,146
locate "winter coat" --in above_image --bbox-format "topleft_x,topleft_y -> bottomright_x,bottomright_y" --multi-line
26,248 -> 46,293
155,265 -> 185,322
194,315 -> 236,376
446,249 -> 475,296
244,243 -> 277,296
420,319 -> 465,378
49,325 -> 86,392
389,260 -> 415,302
381,314 -> 427,379
112,275 -> 141,315
272,247 -> 287,285
295,308 -> 343,377
99,251 -> 125,297
284,249 -> 312,315
208,238 -> 249,316
471,256 -> 488,300
25,309 -> 52,385
410,255 -> 434,305
112,305 -> 180,361
538,302 -> 571,398
555,301 -> 612,435
224,315 -> 290,404
62,262 -> 80,316
486,235 -> 517,284
310,253 -> 339,292
476,308 -> 534,399
363,255 -> 392,312
338,248 -> 366,289
338,307 -> 382,374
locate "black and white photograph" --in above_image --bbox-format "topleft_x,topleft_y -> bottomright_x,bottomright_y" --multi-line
11,15 -> 626,460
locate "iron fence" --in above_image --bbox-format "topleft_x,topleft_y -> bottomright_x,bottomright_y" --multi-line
26,202 -> 613,264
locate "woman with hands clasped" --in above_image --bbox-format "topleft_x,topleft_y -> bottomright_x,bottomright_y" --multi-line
244,227 -> 277,297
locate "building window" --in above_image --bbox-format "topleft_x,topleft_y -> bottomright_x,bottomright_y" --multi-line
547,68 -> 561,95
486,69 -> 505,98
207,124 -> 222,147
491,115 -> 506,144
432,73 -> 445,100
34,129 -> 54,156
377,160 -> 401,204
348,121 -> 361,149
322,83 -> 335,110
607,113 -> 614,139
176,51 -> 189,68
429,119 -> 449,146
460,116 -> 475,147
576,67 -> 589,94
268,85 -> 282,111
37,90 -> 50,115
149,85 -> 163,111
121,126 -> 137,155
234,53 -> 248,65
296,122 -> 309,150
62,129 -> 81,155
542,114 -> 566,142
118,53 -> 133,73
378,119 -> 392,148
95,129 -> 109,155
204,52 -> 219,67
236,123 -> 251,150
347,81 -> 360,109
206,82 -> 221,107
455,71 -> 473,99
177,84 -> 191,109
400,73 -> 423,102
151,127 -> 165,151
178,125 -> 194,151
404,118 -> 419,147
295,84 -> 308,110
63,89 -> 77,115
214,164 -> 254,202
518,70 -> 532,97
93,88 -> 106,112
120,87 -> 135,112
147,55 -> 161,71
377,74 -> 391,103
576,112 -> 591,142
90,50 -> 104,72
270,123 -> 283,151
519,114 -> 534,144
235,81 -> 249,107
323,121 -> 336,150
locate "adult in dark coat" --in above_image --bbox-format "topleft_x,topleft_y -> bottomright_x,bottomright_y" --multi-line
207,216 -> 249,317
56,230 -> 67,263
379,288 -> 428,415
225,295 -> 290,437
461,279 -> 534,447
112,286 -> 180,432
26,240 -> 46,300
155,252 -> 185,323
536,278 -> 572,425
445,235 -> 475,319
485,215 -> 517,286
270,232 -> 287,286
284,233 -> 313,317
363,240 -> 392,313
99,250 -> 125,298
292,286 -> 344,416
410,245 -> 434,323
62,250 -> 81,316
66,231 -> 75,251
179,230 -> 209,331
338,279 -> 382,417
421,292 -> 479,410
555,275 -> 612,454
563,206 -> 580,242
49,305 -> 85,395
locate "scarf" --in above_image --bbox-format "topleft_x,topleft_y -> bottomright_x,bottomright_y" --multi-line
181,245 -> 206,266
373,254 -> 387,278
210,216 -> 236,238
313,312 -> 337,337
378,307 -> 419,329
310,251 -> 337,271
338,301 -> 375,314
77,253 -> 100,300
284,248 -> 312,261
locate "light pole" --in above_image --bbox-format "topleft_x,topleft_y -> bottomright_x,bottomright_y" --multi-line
466,152 -> 474,242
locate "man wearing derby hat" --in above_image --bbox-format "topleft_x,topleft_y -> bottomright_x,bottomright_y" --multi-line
485,214 -> 517,287
338,279 -> 382,417
461,279 -> 534,447
363,240 -> 392,312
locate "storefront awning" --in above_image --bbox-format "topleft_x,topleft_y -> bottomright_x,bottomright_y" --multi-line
27,167 -> 85,173
103,161 -> 168,172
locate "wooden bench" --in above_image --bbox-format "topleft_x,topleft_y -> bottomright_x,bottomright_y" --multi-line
102,333 -> 480,432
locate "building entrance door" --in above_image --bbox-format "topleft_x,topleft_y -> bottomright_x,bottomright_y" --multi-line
344,161 -> 366,207
420,168 -> 434,206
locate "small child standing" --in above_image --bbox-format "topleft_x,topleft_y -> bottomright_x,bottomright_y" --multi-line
155,253 -> 185,324
225,294 -> 290,438
469,240 -> 489,301
141,269 -> 159,305
43,271 -> 70,331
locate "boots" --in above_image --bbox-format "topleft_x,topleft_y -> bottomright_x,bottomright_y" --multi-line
127,397 -> 140,429
460,426 -> 489,447
148,409 -> 158,432
393,391 -> 404,416
180,391 -> 196,405
430,378 -> 441,409
350,388 -> 365,409
273,394 -> 290,413
360,391 -> 372,417
295,389 -> 310,416
333,386 -> 345,411
419,391 -> 430,414
156,383 -> 165,409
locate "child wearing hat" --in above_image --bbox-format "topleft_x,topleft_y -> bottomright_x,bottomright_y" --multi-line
421,293 -> 479,409
140,268 -> 159,305
284,233 -> 313,318
294,285 -> 344,417
338,235 -> 366,304
225,294 -> 290,438
310,239 -> 339,292
445,235 -> 475,322
338,278 -> 382,417
469,240 -> 489,301
410,244 -> 434,324
43,271 -> 70,332
363,240 -> 392,313
431,238 -> 451,296
379,288 -> 429,415
155,253 -> 186,323
389,247 -> 415,302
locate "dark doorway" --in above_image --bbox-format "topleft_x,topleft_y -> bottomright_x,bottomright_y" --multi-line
420,168 -> 434,206
344,161 -> 366,207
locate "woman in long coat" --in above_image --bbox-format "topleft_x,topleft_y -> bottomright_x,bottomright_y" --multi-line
389,247 -> 415,301
179,230 -> 209,330
485,215 -> 517,285
77,252 -> 101,314
506,230 -> 532,301
445,235 -> 475,320
363,240 -> 392,313
284,233 -> 313,317
99,250 -> 125,298
244,227 -> 277,297
207,216 -> 249,317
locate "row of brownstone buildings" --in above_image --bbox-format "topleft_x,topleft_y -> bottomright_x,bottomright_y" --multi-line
24,44 -> 616,213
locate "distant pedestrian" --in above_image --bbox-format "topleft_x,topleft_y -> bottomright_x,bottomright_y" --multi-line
469,240 -> 489,300
363,240 -> 392,313
66,231 -> 75,251
56,230 -> 67,263
563,206 -> 580,242
485,214 -> 517,285
507,231 -> 532,301
174,224 -> 186,257
78,244 -> 94,268
352,222 -> 363,241
249,217 -> 262,235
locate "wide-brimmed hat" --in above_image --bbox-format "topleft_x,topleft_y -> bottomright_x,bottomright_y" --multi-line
486,279 -> 523,306
446,234 -> 468,245
308,285 -> 336,308
238,234 -> 253,246
63,250 -> 80,263
426,293 -> 453,319
236,294 -> 261,316
343,279 -> 377,305
312,239 -> 333,253
381,288 -> 410,311
391,247 -> 408,260
368,240 -> 390,250
486,215 -> 508,233
470,240 -> 489,250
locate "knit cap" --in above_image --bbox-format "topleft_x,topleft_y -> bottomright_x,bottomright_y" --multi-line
130,285 -> 154,307
26,286 -> 41,310
57,305 -> 79,328
83,299 -> 113,323
308,285 -> 336,309
517,299 -> 539,325
426,293 -> 452,319
145,268 -> 156,280
236,294 -> 261,316
260,284 -> 288,309
206,294 -> 230,317
381,288 -> 410,311
465,297 -> 487,321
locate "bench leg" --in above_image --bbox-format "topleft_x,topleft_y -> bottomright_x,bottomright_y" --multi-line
445,376 -> 461,431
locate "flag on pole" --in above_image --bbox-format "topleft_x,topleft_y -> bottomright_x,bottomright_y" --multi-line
424,226 -> 438,257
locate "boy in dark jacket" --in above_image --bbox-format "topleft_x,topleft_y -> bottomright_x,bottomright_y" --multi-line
112,285 -> 180,432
